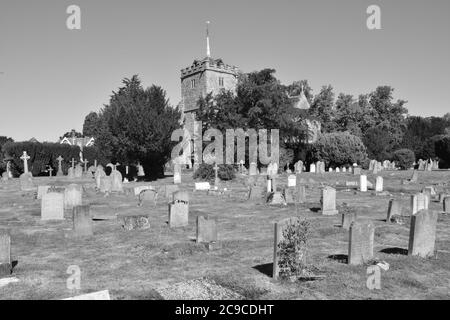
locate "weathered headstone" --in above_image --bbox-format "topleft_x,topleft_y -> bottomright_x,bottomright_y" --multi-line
168,202 -> 189,228
64,184 -> 82,210
73,205 -> 93,236
19,151 -> 34,191
37,185 -> 51,200
267,191 -> 286,206
95,165 -> 106,189
408,210 -> 438,258
348,221 -> 374,265
411,193 -> 429,215
249,162 -> 257,176
173,163 -> 182,184
0,233 -> 11,277
283,188 -> 295,204
375,176 -> 383,192
443,196 -> 450,214
297,185 -> 306,203
163,184 -> 180,197
387,199 -> 402,222
139,189 -> 158,206
99,175 -> 112,193
196,216 -> 217,243
110,170 -> 123,192
194,182 -> 210,191
41,192 -> 65,220
321,186 -> 338,215
120,215 -> 150,231
74,164 -> 83,178
287,175 -> 296,188
134,185 -> 154,197
248,185 -> 265,202
342,212 -> 357,230
360,175 -> 367,192
309,163 -> 316,173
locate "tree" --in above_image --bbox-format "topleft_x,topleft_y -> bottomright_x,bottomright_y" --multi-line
59,129 -> 83,140
93,75 -> 181,179
83,112 -> 101,137
309,85 -> 336,132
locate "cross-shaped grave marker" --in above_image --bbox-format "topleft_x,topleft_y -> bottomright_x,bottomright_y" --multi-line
20,151 -> 30,173
56,156 -> 64,175
47,166 -> 54,177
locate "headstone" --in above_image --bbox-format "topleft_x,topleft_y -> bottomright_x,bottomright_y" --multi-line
110,170 -> 123,192
73,205 -> 93,236
196,216 -> 217,243
64,184 -> 82,210
273,217 -> 304,279
443,196 -> 450,214
348,221 -> 374,265
74,164 -> 83,178
411,193 -> 429,215
0,233 -> 11,277
353,167 -> 361,175
408,210 -> 438,258
248,185 -> 265,201
297,185 -> 306,203
99,175 -> 112,193
37,185 -> 51,200
173,190 -> 189,204
249,162 -> 257,176
283,188 -> 296,204
360,175 -> 367,192
267,191 -> 286,206
194,182 -> 210,191
47,166 -> 54,177
139,189 -> 158,206
266,178 -> 272,193
163,184 -> 180,198
63,290 -> 111,300
387,199 -> 402,222
168,202 -> 189,228
19,172 -> 34,191
41,192 -> 65,220
174,163 -> 181,184
134,185 -> 154,196
309,163 -> 316,173
342,167 -> 346,173
295,160 -> 303,174
287,175 -> 296,188
342,212 -> 357,230
120,215 -> 150,231
375,176 -> 383,192
321,186 -> 338,215
335,167 -> 340,173
95,165 -> 106,189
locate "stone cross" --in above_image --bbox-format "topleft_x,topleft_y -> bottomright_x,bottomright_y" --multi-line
83,159 -> 89,172
47,166 -> 54,177
20,151 -> 30,173
57,156 -> 64,172
213,163 -> 219,186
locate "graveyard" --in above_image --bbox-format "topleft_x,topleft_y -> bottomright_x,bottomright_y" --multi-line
1,163 -> 449,300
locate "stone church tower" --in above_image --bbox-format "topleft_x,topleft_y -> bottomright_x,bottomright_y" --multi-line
180,22 -> 239,130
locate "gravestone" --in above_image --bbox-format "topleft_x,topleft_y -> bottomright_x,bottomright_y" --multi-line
273,217 -> 303,279
163,184 -> 180,198
37,185 -> 51,200
110,170 -> 123,192
375,176 -> 383,192
173,190 -> 189,204
387,199 -> 402,222
120,215 -> 150,231
297,185 -> 306,203
411,193 -> 429,215
139,189 -> 158,206
443,197 -> 450,214
73,205 -> 93,236
267,191 -> 286,206
248,185 -> 265,202
173,163 -> 182,184
348,221 -> 375,265
295,160 -> 303,174
168,202 -> 189,228
194,182 -> 210,191
99,176 -> 112,193
196,216 -> 217,243
422,186 -> 437,200
0,233 -> 11,277
309,163 -> 316,173
41,192 -> 65,220
342,167 -> 347,173
408,210 -> 438,258
64,184 -> 82,210
353,167 -> 361,175
19,152 -> 34,191
360,175 -> 367,192
266,178 -> 272,193
335,167 -> 340,173
95,165 -> 106,189
342,212 -> 357,230
283,188 -> 296,204
321,186 -> 338,215
287,175 -> 296,188
74,164 -> 83,178
249,162 -> 257,176
134,186 -> 154,196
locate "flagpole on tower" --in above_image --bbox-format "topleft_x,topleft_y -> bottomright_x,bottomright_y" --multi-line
206,21 -> 211,58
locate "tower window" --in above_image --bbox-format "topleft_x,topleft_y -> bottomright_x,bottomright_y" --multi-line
219,77 -> 224,87
191,79 -> 196,88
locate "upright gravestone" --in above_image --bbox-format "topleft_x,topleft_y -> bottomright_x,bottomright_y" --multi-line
342,212 -> 357,230
196,216 -> 217,243
360,175 -> 367,192
168,202 -> 189,228
249,162 -> 257,176
173,163 -> 182,184
41,192 -> 65,220
74,164 -> 83,179
37,185 -> 51,200
139,189 -> 158,206
443,196 -> 450,214
309,163 -> 316,173
287,175 -> 296,188
348,221 -> 374,265
375,176 -> 383,192
67,159 -> 76,179
56,156 -> 64,177
387,199 -> 402,222
19,151 -> 34,191
408,210 -> 438,258
321,186 -> 338,215
99,175 -> 112,193
295,160 -> 303,174
0,232 -> 11,277
353,167 -> 361,176
95,165 -> 106,189
64,184 -> 82,210
73,205 -> 93,237
411,193 -> 429,215
297,185 -> 306,203
111,170 -> 123,192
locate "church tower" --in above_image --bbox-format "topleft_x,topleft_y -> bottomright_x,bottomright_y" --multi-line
180,22 -> 239,128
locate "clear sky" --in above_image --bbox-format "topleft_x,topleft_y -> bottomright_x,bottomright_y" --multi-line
1,0 -> 449,142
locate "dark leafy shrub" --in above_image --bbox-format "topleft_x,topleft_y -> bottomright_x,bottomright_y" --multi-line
193,163 -> 235,181
391,148 -> 415,170
434,135 -> 450,168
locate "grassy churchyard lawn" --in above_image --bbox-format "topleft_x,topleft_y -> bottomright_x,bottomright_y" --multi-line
0,169 -> 449,300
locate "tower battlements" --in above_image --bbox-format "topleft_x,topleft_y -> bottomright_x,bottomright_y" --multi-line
181,57 -> 239,80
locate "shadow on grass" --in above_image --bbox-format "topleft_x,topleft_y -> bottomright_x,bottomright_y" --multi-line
379,247 -> 408,255
309,207 -> 321,213
252,263 -> 273,277
327,254 -> 348,264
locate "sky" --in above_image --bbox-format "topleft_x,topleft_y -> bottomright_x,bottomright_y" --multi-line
0,0 -> 449,142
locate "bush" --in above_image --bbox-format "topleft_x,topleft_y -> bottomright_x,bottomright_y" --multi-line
309,132 -> 368,167
391,149 -> 415,170
434,135 -> 450,168
193,163 -> 235,181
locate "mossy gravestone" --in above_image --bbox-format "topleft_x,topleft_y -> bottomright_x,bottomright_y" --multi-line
64,184 -> 82,210
73,205 -> 93,236
196,216 -> 217,243
0,233 -> 11,277
321,187 -> 338,215
41,192 -> 65,220
408,209 -> 438,258
168,202 -> 188,228
348,221 -> 374,265
387,199 -> 402,222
